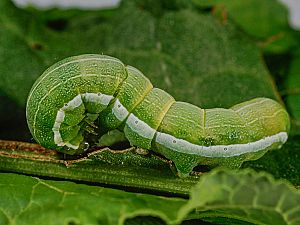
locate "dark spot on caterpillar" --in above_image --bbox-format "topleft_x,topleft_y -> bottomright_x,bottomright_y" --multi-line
118,104 -> 121,108
65,103 -> 68,107
97,93 -> 101,96
224,147 -> 228,151
135,120 -> 138,124
173,140 -> 176,143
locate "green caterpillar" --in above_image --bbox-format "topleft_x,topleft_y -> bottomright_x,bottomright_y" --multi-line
26,54 -> 290,177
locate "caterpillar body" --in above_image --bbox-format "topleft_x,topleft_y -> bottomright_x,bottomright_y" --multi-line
26,54 -> 290,177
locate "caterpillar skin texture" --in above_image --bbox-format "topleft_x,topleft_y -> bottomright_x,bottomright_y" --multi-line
26,54 -> 290,177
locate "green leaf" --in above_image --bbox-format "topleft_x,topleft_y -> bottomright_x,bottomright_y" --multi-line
285,56 -> 300,120
0,0 -> 48,106
0,172 -> 186,225
181,169 -> 300,225
283,31 -> 300,135
155,9 -> 278,107
192,0 -> 296,54
193,0 -> 288,38
243,137 -> 300,187
1,169 -> 300,225
104,3 -> 280,108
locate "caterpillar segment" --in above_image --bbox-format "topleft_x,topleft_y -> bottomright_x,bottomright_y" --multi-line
154,99 -> 289,176
26,54 -> 290,177
27,54 -> 127,153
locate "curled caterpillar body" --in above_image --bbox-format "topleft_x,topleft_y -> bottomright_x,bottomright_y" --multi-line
26,54 -> 290,177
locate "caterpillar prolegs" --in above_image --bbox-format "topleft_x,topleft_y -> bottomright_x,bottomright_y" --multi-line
26,54 -> 290,177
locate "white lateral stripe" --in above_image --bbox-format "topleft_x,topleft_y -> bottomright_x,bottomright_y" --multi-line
65,143 -> 80,149
54,129 -> 63,144
155,131 -> 288,157
62,95 -> 82,110
55,110 -> 65,123
53,109 -> 66,146
126,114 -> 156,140
112,99 -> 129,121
52,92 -> 114,150
82,93 -> 113,106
